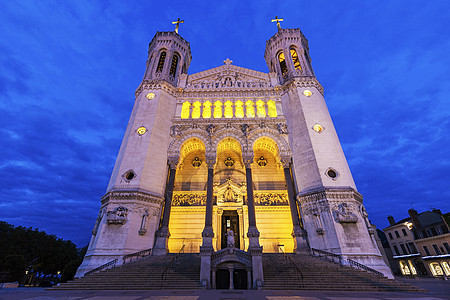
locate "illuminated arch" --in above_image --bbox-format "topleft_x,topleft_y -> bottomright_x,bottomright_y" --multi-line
248,128 -> 292,158
179,138 -> 206,164
156,50 -> 166,73
211,127 -> 246,155
277,51 -> 288,75
252,137 -> 280,160
216,137 -> 243,158
192,101 -> 201,119
267,100 -> 277,117
235,101 -> 244,118
224,100 -> 233,118
256,100 -> 266,118
245,100 -> 255,118
181,102 -> 190,119
214,101 -> 223,118
169,53 -> 180,76
168,129 -> 210,158
290,48 -> 302,71
203,101 -> 212,119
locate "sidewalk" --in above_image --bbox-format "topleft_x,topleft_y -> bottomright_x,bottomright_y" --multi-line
0,278 -> 449,300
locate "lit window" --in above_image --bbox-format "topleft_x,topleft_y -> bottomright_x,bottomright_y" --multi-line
303,90 -> 312,97
245,100 -> 255,118
429,262 -> 443,276
136,126 -> 147,135
156,51 -> 166,73
181,102 -> 190,119
214,101 -> 222,118
267,100 -> 277,117
256,100 -> 266,118
290,48 -> 302,71
442,262 -> 450,276
313,123 -> 323,133
203,101 -> 212,119
278,51 -> 288,75
224,100 -> 233,118
399,261 -> 411,275
169,54 -> 179,77
146,93 -> 155,99
235,101 -> 244,118
192,101 -> 201,119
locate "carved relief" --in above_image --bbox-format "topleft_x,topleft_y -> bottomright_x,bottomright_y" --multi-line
172,193 -> 207,206
106,206 -> 129,225
254,192 -> 288,206
276,123 -> 288,134
332,202 -> 358,223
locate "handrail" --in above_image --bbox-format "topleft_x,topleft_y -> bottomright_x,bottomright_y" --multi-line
347,259 -> 384,277
160,245 -> 185,289
311,248 -> 384,277
122,248 -> 152,264
85,259 -> 118,276
280,250 -> 304,288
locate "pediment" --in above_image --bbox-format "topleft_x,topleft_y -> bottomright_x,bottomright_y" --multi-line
186,61 -> 272,89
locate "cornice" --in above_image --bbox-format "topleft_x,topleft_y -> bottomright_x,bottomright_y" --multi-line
135,80 -> 179,97
281,76 -> 324,95
101,189 -> 164,206
297,186 -> 363,204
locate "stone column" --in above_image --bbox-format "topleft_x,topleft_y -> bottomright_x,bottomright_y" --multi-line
153,158 -> 178,255
229,267 -> 234,290
243,154 -> 263,289
200,156 -> 216,288
282,157 -> 309,254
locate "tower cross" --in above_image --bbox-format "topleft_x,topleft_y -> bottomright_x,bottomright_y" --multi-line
172,18 -> 184,34
271,16 -> 284,31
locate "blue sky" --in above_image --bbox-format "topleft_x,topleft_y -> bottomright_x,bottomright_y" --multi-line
1,1 -> 449,246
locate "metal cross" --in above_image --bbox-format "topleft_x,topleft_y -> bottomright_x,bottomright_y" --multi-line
271,16 -> 284,31
172,18 -> 184,34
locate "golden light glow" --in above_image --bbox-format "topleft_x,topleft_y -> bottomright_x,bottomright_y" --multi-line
224,100 -> 233,118
430,263 -> 443,276
400,261 -> 411,275
235,101 -> 244,118
290,48 -> 302,71
202,101 -> 212,119
443,262 -> 450,276
405,222 -> 413,229
146,93 -> 155,99
179,138 -> 206,163
245,100 -> 255,118
181,102 -> 190,119
408,261 -> 417,275
192,101 -> 201,119
303,90 -> 312,97
214,101 -> 222,118
256,100 -> 266,118
267,100 -> 277,117
136,126 -> 147,135
313,123 -> 324,133
253,137 -> 279,160
278,52 -> 288,75
217,137 -> 242,157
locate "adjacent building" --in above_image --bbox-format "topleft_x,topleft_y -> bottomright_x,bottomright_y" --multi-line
383,209 -> 450,278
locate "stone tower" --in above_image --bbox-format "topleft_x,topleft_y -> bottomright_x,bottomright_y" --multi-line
76,23 -> 393,283
264,27 -> 392,277
75,31 -> 191,277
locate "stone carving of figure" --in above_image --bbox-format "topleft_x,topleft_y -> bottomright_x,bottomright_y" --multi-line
106,206 -> 129,225
170,125 -> 181,136
227,229 -> 235,248
332,202 -> 358,223
277,123 -> 288,134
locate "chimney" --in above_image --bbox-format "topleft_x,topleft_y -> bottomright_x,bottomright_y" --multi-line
387,215 -> 395,226
408,209 -> 421,228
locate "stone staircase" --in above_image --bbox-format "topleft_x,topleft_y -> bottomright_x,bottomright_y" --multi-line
54,253 -> 201,290
263,253 -> 424,292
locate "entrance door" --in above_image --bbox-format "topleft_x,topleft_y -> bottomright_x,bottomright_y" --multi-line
216,269 -> 230,289
233,269 -> 248,289
221,210 -> 240,249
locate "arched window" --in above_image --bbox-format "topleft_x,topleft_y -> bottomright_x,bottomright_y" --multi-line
256,100 -> 266,118
245,100 -> 255,118
235,101 -> 244,118
214,101 -> 223,118
290,48 -> 302,71
156,51 -> 166,73
278,51 -> 288,75
192,101 -> 201,119
224,101 -> 233,118
181,102 -> 190,119
169,54 -> 179,77
203,101 -> 212,119
267,100 -> 277,117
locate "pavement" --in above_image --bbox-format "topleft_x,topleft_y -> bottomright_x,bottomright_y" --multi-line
0,278 -> 449,300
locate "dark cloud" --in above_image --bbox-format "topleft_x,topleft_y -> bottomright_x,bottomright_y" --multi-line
1,1 -> 449,245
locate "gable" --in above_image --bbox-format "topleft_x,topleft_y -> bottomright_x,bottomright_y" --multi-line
186,62 -> 272,89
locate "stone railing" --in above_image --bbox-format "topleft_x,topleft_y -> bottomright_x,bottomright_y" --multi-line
122,248 -> 152,264
311,248 -> 384,277
85,259 -> 118,276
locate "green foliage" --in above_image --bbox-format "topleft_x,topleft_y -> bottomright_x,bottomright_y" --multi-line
0,221 -> 86,284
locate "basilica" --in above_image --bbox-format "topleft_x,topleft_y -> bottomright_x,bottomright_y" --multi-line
75,19 -> 392,288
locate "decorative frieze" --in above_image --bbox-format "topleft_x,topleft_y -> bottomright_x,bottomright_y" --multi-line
101,190 -> 164,206
254,192 -> 288,206
106,206 -> 129,225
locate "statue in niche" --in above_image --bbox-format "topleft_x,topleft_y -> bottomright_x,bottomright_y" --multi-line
277,123 -> 288,134
332,202 -> 358,223
170,125 -> 181,136
227,229 -> 235,248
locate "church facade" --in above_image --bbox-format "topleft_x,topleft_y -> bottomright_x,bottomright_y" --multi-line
76,23 -> 393,287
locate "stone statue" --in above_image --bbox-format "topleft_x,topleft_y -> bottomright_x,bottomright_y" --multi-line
226,229 -> 235,248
